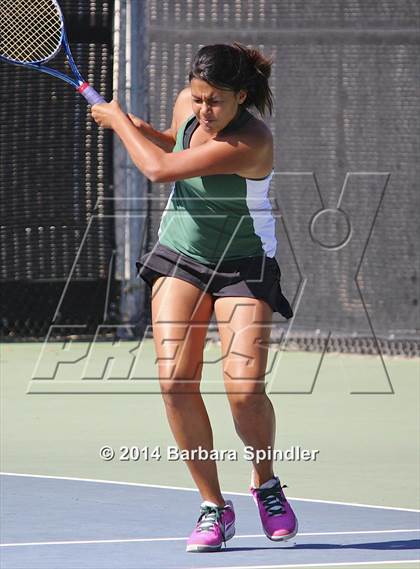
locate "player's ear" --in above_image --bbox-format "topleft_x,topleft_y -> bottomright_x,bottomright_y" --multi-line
237,90 -> 247,105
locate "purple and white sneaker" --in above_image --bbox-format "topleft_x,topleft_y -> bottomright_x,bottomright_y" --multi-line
251,477 -> 298,541
186,500 -> 236,552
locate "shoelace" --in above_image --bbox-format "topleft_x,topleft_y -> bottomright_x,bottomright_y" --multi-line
256,483 -> 287,517
196,505 -> 227,546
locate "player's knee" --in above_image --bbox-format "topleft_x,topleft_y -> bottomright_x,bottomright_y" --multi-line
159,376 -> 201,400
157,358 -> 202,381
227,387 -> 267,414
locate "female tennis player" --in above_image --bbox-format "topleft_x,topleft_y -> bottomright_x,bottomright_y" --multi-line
92,42 -> 297,553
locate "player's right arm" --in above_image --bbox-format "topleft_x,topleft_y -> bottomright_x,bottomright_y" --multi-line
127,87 -> 192,153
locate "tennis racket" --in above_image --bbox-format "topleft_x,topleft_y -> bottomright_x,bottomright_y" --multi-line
0,0 -> 105,105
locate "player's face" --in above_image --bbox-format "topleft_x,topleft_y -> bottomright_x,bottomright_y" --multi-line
190,78 -> 247,133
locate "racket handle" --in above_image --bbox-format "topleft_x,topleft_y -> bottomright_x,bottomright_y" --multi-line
78,83 -> 106,105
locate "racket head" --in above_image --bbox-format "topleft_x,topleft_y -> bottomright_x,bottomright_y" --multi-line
0,0 -> 64,65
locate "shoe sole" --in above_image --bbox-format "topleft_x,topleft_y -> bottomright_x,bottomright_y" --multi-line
264,521 -> 298,542
186,543 -> 223,552
186,525 -> 236,552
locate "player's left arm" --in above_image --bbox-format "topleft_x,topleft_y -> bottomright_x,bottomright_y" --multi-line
149,136 -> 266,182
91,100 -> 267,182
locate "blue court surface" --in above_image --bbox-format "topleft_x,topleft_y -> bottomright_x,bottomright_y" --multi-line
0,473 -> 419,569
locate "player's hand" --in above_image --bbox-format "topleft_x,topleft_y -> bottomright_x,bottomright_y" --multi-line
127,113 -> 144,128
91,100 -> 124,129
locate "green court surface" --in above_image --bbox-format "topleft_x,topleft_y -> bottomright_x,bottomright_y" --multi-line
1,340 -> 419,512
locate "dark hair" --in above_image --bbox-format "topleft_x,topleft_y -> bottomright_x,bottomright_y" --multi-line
189,42 -> 273,116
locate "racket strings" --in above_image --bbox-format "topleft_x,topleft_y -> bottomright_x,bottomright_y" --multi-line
2,0 -> 61,60
0,0 -> 62,63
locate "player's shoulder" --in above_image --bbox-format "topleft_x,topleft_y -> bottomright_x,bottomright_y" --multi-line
227,111 -> 273,150
172,87 -> 193,133
175,86 -> 192,106
246,113 -> 272,141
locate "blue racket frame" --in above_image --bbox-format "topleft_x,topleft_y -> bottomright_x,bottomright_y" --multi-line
0,0 -> 105,105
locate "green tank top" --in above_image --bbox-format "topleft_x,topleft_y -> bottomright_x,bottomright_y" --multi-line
158,112 -> 277,265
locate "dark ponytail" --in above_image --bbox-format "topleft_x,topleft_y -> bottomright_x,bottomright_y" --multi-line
189,42 -> 274,116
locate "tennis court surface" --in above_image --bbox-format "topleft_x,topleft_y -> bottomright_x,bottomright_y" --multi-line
1,342 -> 419,569
1,473 -> 419,569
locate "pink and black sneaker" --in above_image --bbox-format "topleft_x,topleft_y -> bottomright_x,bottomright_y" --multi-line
186,500 -> 236,552
251,477 -> 298,541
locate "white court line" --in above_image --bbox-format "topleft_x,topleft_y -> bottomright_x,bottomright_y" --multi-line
198,561 -> 420,569
1,529 -> 419,548
1,472 -> 419,513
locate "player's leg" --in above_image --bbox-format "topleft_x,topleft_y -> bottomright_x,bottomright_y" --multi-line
213,296 -> 276,485
151,276 -> 224,505
214,296 -> 298,541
